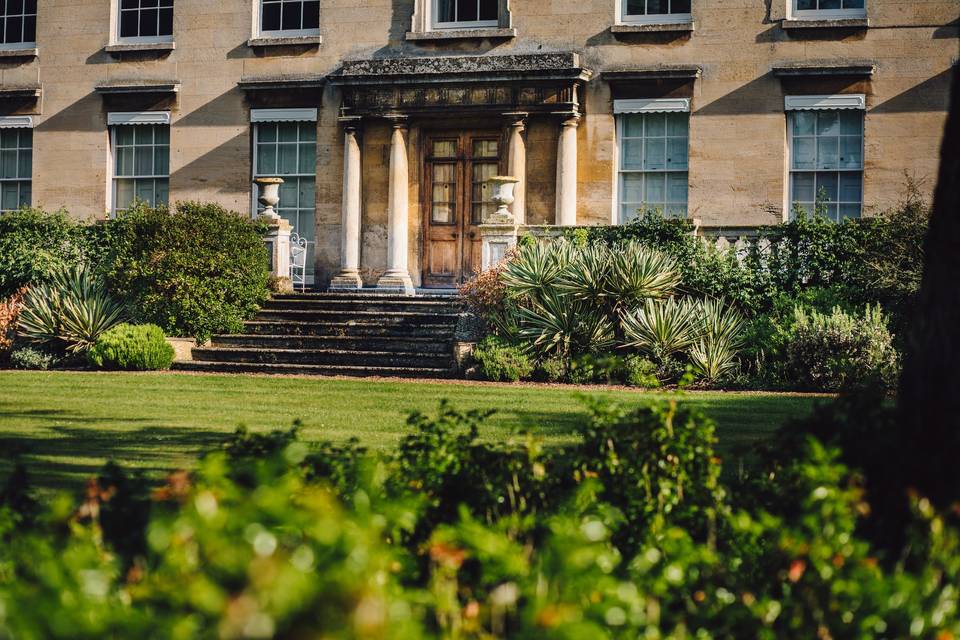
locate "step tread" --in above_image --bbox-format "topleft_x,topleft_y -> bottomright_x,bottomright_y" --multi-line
194,346 -> 453,358
214,334 -> 452,343
173,361 -> 456,376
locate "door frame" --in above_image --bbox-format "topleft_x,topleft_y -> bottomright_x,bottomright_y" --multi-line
419,126 -> 505,288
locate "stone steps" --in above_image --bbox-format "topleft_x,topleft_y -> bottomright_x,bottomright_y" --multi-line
175,292 -> 464,378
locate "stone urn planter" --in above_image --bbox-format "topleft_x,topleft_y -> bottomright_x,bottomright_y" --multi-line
254,177 -> 284,222
486,176 -> 520,223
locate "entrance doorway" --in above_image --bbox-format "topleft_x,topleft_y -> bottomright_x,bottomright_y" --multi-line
421,131 -> 502,288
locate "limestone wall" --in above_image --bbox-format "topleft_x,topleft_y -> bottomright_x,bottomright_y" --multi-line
10,0 -> 958,285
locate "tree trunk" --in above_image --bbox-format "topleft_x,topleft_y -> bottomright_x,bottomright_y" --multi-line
897,64 -> 960,507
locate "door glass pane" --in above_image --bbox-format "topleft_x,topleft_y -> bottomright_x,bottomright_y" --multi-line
431,162 -> 455,224
472,139 -> 498,158
432,140 -> 456,157
471,161 -> 497,224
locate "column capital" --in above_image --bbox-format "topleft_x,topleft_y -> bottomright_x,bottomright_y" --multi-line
384,113 -> 409,130
503,111 -> 528,126
558,114 -> 581,128
338,115 -> 363,133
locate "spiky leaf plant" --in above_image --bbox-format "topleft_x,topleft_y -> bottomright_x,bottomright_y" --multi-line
554,244 -> 613,303
500,240 -> 573,301
18,266 -> 127,354
606,241 -> 681,306
515,289 -> 615,359
622,297 -> 699,362
688,299 -> 746,383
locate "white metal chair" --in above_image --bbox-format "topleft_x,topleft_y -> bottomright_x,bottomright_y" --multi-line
290,232 -> 310,292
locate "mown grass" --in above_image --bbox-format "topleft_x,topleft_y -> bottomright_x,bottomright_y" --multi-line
0,371 -> 828,490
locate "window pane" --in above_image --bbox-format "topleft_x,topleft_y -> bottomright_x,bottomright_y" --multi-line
135,178 -> 155,205
119,9 -> 138,36
261,2 -> 281,31
437,0 -> 454,22
18,149 -> 30,179
158,6 -> 173,35
819,0 -> 841,8
155,179 -> 168,206
277,123 -> 298,142
0,132 -> 14,149
791,111 -> 816,136
257,144 -> 276,175
135,146 -> 153,175
795,0 -> 816,8
792,137 -> 816,170
278,179 -> 298,208
116,126 -> 134,146
0,150 -> 16,179
838,172 -> 862,203
622,114 -> 643,138
6,15 -> 21,42
116,147 -> 133,176
298,143 -> 315,174
839,136 -> 862,169
667,172 -> 688,204
298,178 -> 315,212
666,113 -> 688,137
298,122 -> 316,142
645,113 -> 666,137
625,0 -> 646,15
258,123 -> 277,143
281,1 -> 301,30
456,0 -> 478,22
643,138 -> 666,170
792,172 -> 815,203
839,202 -> 861,220
817,136 -> 839,169
621,173 -> 643,204
645,172 -> 666,204
666,137 -> 688,170
134,125 -> 153,145
839,111 -> 862,135
278,144 -> 298,174
844,0 -> 864,7
646,0 -> 668,14
139,8 -> 158,36
817,111 -> 840,136
115,179 -> 135,210
479,0 -> 498,21
671,0 -> 691,12
1,182 -> 19,211
621,139 -> 643,170
154,146 -> 169,176
815,172 -> 838,202
302,0 -> 319,29
621,203 -> 641,223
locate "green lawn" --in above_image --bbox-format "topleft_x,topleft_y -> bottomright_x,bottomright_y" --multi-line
0,371 -> 828,490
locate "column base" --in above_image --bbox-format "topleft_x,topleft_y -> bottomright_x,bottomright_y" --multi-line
328,271 -> 363,290
376,271 -> 416,296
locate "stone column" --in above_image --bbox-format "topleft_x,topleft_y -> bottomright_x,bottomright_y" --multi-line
330,119 -> 364,290
555,115 -> 580,227
505,112 -> 527,225
377,117 -> 415,295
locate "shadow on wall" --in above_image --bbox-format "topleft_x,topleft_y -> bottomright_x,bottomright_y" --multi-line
36,93 -> 106,133
871,68 -> 956,114
693,74 -> 782,116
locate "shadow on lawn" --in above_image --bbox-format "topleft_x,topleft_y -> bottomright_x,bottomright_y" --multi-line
0,423 -> 229,492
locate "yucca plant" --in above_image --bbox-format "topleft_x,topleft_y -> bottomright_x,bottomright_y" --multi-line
621,297 -> 698,361
18,266 -> 127,354
688,299 -> 746,383
515,289 -> 615,359
554,243 -> 613,303
500,240 -> 573,301
605,241 -> 681,307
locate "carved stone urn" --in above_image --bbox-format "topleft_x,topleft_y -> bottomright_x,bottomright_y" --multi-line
486,176 -> 520,223
254,177 -> 285,222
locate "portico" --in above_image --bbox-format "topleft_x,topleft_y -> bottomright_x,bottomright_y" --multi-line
326,53 -> 592,291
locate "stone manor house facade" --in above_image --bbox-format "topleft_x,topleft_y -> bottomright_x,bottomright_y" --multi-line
0,0 -> 955,289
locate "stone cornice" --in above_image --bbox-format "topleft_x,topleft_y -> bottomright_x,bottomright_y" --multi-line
602,65 -> 702,82
771,61 -> 876,78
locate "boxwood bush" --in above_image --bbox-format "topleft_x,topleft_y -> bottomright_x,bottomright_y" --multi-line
87,323 -> 175,371
94,202 -> 270,341
0,209 -> 93,298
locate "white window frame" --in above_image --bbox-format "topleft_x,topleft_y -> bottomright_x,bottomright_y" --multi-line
431,0 -> 499,29
250,108 -> 318,284
614,98 -> 691,223
0,116 -> 33,213
617,0 -> 692,25
255,0 -> 321,38
0,0 -> 37,50
107,111 -> 170,217
789,0 -> 866,20
112,0 -> 175,45
785,95 -> 865,222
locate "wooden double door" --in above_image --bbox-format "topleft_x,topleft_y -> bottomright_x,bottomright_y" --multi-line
422,130 -> 502,288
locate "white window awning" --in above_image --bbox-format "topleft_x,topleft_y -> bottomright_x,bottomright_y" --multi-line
614,98 -> 691,114
107,111 -> 171,126
0,116 -> 33,129
250,108 -> 318,123
784,94 -> 866,111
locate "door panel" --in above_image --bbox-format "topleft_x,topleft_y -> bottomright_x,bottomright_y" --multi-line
423,131 -> 501,288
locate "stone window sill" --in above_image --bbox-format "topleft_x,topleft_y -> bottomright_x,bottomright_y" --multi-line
0,47 -> 37,58
247,35 -> 322,48
405,27 -> 517,41
781,18 -> 869,30
611,22 -> 695,33
105,41 -> 175,55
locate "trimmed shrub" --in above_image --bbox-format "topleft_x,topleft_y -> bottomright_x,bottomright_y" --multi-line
623,354 -> 660,388
775,304 -> 900,391
472,335 -> 534,382
8,346 -> 61,370
87,323 -> 175,371
95,202 -> 270,342
0,208 -> 92,298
